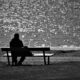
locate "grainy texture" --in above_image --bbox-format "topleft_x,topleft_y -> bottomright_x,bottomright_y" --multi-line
0,0 -> 80,47
0,49 -> 80,80
0,61 -> 80,80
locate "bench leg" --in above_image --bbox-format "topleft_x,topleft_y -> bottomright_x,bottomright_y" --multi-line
48,56 -> 50,65
43,51 -> 46,65
7,51 -> 10,65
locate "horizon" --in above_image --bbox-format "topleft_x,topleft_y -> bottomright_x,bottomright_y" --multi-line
1,45 -> 80,50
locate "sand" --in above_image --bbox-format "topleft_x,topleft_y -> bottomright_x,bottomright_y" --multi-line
0,61 -> 80,80
0,50 -> 80,80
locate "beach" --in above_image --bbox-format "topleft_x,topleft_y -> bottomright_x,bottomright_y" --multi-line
0,61 -> 80,80
0,50 -> 80,80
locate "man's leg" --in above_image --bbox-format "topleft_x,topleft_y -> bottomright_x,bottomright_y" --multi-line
18,55 -> 25,65
12,54 -> 17,66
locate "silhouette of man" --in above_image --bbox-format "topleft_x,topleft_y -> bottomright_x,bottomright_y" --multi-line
10,33 -> 25,65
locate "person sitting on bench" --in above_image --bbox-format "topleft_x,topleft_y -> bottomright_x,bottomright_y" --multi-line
10,33 -> 24,65
10,33 -> 32,65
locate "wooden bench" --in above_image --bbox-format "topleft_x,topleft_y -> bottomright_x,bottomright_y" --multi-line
1,47 -> 54,65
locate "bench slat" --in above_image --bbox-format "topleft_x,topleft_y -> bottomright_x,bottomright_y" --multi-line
3,53 -> 54,57
1,47 -> 50,51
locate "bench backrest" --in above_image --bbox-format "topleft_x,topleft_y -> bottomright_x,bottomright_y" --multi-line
1,47 -> 50,52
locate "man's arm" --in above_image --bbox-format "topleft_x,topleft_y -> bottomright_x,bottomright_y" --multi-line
10,40 -> 13,48
20,40 -> 24,47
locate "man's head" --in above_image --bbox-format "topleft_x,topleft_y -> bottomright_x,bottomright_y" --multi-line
14,33 -> 19,39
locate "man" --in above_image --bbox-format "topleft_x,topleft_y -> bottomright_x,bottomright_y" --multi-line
10,33 -> 25,65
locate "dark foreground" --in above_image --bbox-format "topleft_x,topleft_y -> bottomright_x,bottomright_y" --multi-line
0,61 -> 80,80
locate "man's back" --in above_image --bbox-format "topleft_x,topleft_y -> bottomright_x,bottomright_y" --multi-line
10,38 -> 23,48
10,33 -> 23,48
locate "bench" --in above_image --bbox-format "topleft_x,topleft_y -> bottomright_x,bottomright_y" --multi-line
1,47 -> 54,65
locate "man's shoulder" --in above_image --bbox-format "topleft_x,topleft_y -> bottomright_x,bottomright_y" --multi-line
10,38 -> 14,42
19,39 -> 22,41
